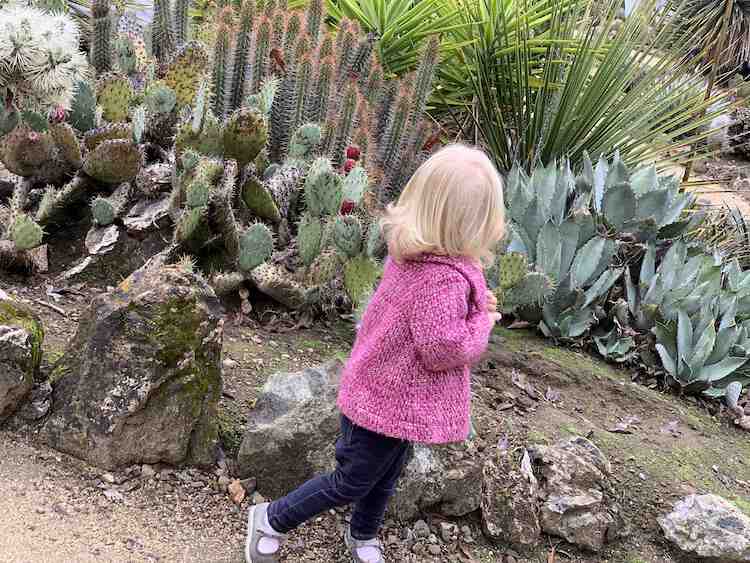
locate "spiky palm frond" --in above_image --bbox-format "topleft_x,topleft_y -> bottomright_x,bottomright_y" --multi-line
460,0 -> 734,173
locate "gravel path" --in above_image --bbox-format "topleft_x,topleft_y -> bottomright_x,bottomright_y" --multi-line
0,433 -> 245,563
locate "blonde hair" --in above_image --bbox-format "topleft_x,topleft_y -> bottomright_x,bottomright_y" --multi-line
382,143 -> 506,265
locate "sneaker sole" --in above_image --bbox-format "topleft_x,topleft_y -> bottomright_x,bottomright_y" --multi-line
244,505 -> 256,563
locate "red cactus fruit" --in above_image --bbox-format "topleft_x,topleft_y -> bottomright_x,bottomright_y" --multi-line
346,145 -> 361,161
48,105 -> 66,124
340,199 -> 356,215
343,158 -> 356,174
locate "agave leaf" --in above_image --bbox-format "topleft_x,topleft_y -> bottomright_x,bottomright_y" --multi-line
570,237 -> 608,289
591,238 -> 617,283
583,268 -> 623,308
533,163 -> 557,223
593,155 -> 608,213
719,298 -> 738,330
724,259 -> 743,292
505,163 -> 522,207
573,212 -> 597,247
603,183 -> 636,231
636,189 -> 669,225
707,326 -> 741,366
521,200 -> 544,251
631,165 -> 658,196
606,151 -> 629,187
550,160 -> 574,225
559,220 -> 580,280
660,191 -> 694,227
640,243 -> 657,287
699,357 -> 749,383
508,165 -> 533,223
536,222 -> 562,281
688,322 -> 716,375
559,307 -> 596,338
656,343 -> 677,377
677,310 -> 693,365
578,151 -> 594,192
507,223 -> 530,256
625,268 -> 639,316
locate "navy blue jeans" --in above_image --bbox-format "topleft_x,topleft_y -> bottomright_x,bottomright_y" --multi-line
267,415 -> 410,540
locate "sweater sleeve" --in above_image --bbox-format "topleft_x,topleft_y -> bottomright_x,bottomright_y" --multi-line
409,271 -> 493,372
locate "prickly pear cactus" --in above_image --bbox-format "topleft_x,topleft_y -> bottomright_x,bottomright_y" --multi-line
83,139 -> 142,184
9,214 -> 44,251
96,74 -> 134,123
84,123 -> 133,151
332,215 -> 362,259
343,255 -> 381,307
238,223 -> 274,273
222,108 -> 268,168
163,42 -> 210,108
305,158 -> 342,217
144,82 -> 177,115
288,123 -> 322,163
241,174 -> 281,222
499,253 -> 528,289
298,213 -> 324,267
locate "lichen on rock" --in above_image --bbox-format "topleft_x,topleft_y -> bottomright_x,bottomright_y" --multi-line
42,265 -> 223,469
0,292 -> 44,423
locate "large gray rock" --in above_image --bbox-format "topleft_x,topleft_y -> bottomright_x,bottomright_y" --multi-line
237,362 -> 481,519
481,455 -> 541,548
237,362 -> 343,498
0,293 -> 43,423
529,436 -> 625,552
42,264 -> 223,469
658,494 -> 750,562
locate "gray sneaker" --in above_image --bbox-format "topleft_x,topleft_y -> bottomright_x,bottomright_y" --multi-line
245,503 -> 287,563
344,526 -> 385,563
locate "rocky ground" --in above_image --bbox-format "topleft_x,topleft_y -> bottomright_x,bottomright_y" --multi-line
2,264 -> 749,563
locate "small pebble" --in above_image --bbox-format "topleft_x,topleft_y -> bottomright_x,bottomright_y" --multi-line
428,544 -> 441,556
413,519 -> 430,539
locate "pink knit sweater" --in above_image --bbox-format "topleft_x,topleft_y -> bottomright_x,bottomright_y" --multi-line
337,254 -> 493,444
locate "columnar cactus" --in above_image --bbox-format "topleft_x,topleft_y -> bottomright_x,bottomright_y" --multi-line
91,0 -> 113,75
212,6 -> 235,117
228,0 -> 255,113
175,0 -> 192,46
152,0 -> 177,63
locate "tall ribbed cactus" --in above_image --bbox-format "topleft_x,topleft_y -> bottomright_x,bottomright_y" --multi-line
269,66 -> 298,161
152,0 -> 176,63
228,0 -> 255,113
305,0 -> 323,41
175,0 -> 191,46
326,81 -> 360,165
379,85 -> 412,170
212,6 -> 235,117
410,36 -> 440,126
250,17 -> 271,95
291,55 -> 313,134
347,32 -> 377,80
308,57 -> 334,125
335,20 -> 356,83
284,13 -> 301,59
91,0 -> 113,75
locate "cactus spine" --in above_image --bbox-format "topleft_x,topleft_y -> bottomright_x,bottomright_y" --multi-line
229,0 -> 255,113
308,57 -> 334,125
239,223 -> 274,272
91,0 -> 113,74
269,66 -> 298,161
153,0 -> 176,63
291,56 -> 313,133
326,82 -> 360,165
411,36 -> 440,126
91,183 -> 131,226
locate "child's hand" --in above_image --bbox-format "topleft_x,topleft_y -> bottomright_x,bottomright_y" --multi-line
489,312 -> 502,324
485,290 -> 498,313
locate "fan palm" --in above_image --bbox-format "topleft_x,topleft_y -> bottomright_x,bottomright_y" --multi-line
460,0 -> 734,173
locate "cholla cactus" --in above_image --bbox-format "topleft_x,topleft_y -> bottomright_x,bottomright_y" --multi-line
0,2 -> 91,111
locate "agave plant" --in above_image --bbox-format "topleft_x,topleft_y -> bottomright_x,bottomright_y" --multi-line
458,0 -> 732,172
655,307 -> 750,395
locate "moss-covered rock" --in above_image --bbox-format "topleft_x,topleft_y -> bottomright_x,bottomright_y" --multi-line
42,265 -> 223,469
0,291 -> 44,423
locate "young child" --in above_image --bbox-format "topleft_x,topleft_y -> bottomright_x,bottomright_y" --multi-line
245,144 -> 506,563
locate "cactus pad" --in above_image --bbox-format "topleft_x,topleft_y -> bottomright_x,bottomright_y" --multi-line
186,179 -> 210,208
175,113 -> 224,158
9,214 -> 44,251
288,123 -> 322,161
305,158 -> 342,217
145,81 -> 177,115
499,252 -> 529,289
298,213 -> 324,267
164,42 -> 210,107
0,100 -> 20,136
332,214 -> 362,258
0,125 -> 56,176
69,81 -> 97,132
84,123 -> 133,151
175,207 -> 208,245
306,250 -> 340,286
49,123 -> 83,169
91,196 -> 117,226
96,73 -> 134,123
344,255 -> 381,307
238,223 -> 274,272
83,139 -> 142,184
222,108 -> 269,168
241,174 -> 281,222
342,166 -> 368,205
366,220 -> 387,260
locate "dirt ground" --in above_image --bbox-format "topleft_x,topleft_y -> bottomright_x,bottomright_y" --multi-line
2,267 -> 749,563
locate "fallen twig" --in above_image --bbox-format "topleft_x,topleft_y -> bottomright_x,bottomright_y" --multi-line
32,298 -> 66,316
